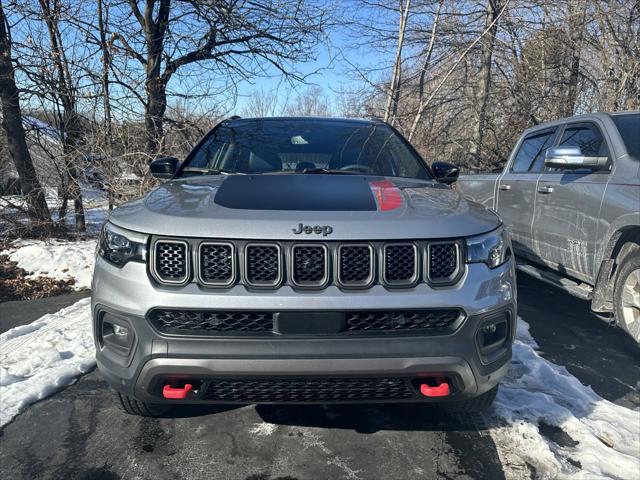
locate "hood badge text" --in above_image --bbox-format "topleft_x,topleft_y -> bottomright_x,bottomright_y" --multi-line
292,223 -> 333,236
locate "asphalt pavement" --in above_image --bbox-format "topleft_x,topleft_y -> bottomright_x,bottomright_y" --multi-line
0,274 -> 638,480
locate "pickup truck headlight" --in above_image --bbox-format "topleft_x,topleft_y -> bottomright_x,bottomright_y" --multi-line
98,222 -> 147,267
466,227 -> 511,268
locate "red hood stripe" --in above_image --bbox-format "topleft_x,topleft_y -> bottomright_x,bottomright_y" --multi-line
369,180 -> 403,211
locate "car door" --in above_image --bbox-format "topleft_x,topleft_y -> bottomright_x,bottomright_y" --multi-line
532,121 -> 612,283
496,128 -> 558,259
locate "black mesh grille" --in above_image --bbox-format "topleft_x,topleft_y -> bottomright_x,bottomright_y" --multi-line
202,377 -> 414,402
346,310 -> 462,331
200,244 -> 233,284
292,245 -> 326,285
384,244 -> 416,283
246,245 -> 280,285
154,241 -> 187,282
429,243 -> 458,281
149,309 -> 273,335
339,246 -> 372,284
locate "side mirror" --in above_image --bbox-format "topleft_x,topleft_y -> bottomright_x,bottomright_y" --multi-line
432,161 -> 460,185
544,147 -> 608,170
150,156 -> 179,179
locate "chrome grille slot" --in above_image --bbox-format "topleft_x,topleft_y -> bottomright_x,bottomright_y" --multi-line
152,240 -> 188,284
291,244 -> 328,287
199,242 -> 234,286
383,243 -> 418,286
427,242 -> 460,284
245,244 -> 282,287
338,244 -> 373,287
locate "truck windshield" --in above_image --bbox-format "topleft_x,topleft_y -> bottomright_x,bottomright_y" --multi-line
612,113 -> 640,160
179,119 -> 432,180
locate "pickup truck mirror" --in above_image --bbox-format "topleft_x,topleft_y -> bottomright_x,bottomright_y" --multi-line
432,161 -> 459,185
150,156 -> 180,179
544,147 -> 608,171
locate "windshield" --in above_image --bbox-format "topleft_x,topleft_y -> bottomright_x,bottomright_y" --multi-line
179,119 -> 432,180
612,113 -> 640,160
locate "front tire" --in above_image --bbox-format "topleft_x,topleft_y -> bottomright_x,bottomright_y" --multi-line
614,246 -> 640,346
117,392 -> 172,417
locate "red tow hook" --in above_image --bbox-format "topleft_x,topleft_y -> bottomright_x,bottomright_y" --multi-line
163,383 -> 193,399
420,381 -> 450,398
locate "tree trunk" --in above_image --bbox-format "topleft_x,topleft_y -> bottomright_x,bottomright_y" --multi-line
97,0 -> 114,209
0,2 -> 52,226
142,0 -> 171,159
39,0 -> 85,231
562,0 -> 587,117
384,0 -> 411,125
469,0 -> 501,171
145,75 -> 167,158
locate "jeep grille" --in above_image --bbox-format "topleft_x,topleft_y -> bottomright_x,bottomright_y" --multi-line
199,243 -> 234,286
245,244 -> 281,287
152,240 -> 189,284
427,243 -> 460,283
338,245 -> 373,286
291,244 -> 328,286
149,238 -> 462,289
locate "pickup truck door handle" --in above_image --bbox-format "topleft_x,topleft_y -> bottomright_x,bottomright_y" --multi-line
499,184 -> 511,191
538,185 -> 554,194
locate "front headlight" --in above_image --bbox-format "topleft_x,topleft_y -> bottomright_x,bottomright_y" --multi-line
466,227 -> 511,268
98,222 -> 147,267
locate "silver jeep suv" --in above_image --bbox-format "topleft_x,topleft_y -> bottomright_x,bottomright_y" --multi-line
92,117 -> 516,416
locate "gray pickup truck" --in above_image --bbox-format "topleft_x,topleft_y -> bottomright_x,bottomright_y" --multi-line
457,112 -> 640,344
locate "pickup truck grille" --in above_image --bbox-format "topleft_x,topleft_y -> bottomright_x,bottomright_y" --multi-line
150,238 -> 463,289
202,377 -> 414,402
147,308 -> 463,336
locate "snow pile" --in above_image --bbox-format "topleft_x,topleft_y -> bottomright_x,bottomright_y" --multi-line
492,319 -> 640,479
3,239 -> 97,289
0,298 -> 94,427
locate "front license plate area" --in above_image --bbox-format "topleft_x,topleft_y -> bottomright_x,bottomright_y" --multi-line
274,311 -> 346,335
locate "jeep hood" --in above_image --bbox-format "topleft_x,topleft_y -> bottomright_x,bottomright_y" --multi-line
109,174 -> 500,240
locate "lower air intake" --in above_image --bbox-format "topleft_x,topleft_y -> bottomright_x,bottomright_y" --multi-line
202,377 -> 414,402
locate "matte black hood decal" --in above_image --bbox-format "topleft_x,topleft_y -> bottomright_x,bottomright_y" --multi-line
214,174 -> 378,211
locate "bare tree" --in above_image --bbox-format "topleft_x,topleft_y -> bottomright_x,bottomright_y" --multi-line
112,0 -> 328,158
284,86 -> 331,117
37,0 -> 85,231
0,0 -> 52,227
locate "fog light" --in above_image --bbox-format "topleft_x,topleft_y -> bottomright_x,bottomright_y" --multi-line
100,312 -> 135,356
481,323 -> 497,334
112,324 -> 129,336
477,313 -> 510,358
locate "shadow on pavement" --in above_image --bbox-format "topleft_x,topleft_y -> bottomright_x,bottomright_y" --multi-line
518,273 -> 640,409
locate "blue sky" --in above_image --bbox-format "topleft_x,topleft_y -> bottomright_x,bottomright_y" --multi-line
230,28 -> 388,114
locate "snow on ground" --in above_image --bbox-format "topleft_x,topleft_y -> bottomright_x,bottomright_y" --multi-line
2,239 -> 97,289
0,298 -> 93,427
1,183 -> 109,236
491,319 -> 640,480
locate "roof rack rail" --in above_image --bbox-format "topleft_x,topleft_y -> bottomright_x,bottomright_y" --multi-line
228,115 -> 242,121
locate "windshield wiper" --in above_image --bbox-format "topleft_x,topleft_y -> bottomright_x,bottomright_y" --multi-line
181,167 -> 238,175
298,168 -> 361,175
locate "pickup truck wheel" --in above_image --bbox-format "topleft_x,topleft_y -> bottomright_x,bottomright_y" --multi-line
614,248 -> 640,345
442,385 -> 498,413
117,392 -> 172,417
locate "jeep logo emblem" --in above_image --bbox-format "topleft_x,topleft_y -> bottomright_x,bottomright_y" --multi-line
292,223 -> 333,236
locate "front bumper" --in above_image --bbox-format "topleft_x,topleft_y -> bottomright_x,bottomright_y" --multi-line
92,257 -> 516,404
